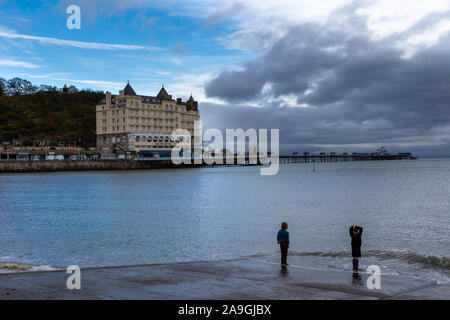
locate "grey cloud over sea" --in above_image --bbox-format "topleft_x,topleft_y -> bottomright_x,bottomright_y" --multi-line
203,5 -> 450,156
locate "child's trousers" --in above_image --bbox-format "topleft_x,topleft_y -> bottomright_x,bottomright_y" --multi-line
280,242 -> 289,265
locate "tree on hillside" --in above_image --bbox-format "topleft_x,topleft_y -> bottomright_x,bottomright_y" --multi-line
0,78 -> 5,97
0,78 -> 82,95
68,85 -> 79,93
24,83 -> 38,95
39,85 -> 58,92
0,89 -> 103,147
6,78 -> 37,95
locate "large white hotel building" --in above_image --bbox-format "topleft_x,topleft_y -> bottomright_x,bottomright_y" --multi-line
96,83 -> 200,155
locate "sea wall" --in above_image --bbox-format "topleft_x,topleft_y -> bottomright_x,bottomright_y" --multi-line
0,160 -> 198,173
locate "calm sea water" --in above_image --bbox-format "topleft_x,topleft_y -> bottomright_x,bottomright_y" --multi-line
0,159 -> 449,281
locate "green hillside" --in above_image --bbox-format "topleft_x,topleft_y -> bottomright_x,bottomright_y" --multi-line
0,90 -> 103,146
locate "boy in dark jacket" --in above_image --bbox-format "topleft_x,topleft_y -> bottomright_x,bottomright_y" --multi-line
277,222 -> 290,266
349,225 -> 363,271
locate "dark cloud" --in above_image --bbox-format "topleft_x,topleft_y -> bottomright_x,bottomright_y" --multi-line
200,102 -> 450,156
203,4 -> 450,156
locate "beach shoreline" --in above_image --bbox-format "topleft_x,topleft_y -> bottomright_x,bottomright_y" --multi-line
0,256 -> 448,300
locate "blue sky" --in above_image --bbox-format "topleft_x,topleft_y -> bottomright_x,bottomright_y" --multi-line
0,0 -> 254,100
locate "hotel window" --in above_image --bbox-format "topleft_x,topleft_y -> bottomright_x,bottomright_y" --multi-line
130,101 -> 134,107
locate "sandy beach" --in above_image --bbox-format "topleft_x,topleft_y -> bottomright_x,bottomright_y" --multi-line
0,254 -> 448,300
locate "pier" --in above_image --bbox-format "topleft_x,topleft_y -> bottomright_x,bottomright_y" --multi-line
0,151 -> 417,173
278,152 -> 416,164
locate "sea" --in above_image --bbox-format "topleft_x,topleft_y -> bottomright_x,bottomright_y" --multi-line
0,158 -> 448,283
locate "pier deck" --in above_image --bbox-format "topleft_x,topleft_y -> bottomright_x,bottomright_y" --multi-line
0,152 -> 417,173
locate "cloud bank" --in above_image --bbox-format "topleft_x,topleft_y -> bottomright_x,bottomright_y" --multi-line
203,4 -> 450,156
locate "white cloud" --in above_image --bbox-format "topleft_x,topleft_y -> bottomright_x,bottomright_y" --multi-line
0,59 -> 40,68
170,57 -> 182,65
165,0 -> 450,54
359,0 -> 450,38
170,72 -> 226,104
400,19 -> 450,58
0,27 -> 161,51
14,72 -> 123,89
15,72 -> 72,79
60,78 -> 123,87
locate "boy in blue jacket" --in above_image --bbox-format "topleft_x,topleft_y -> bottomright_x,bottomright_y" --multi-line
277,222 -> 290,266
349,225 -> 363,271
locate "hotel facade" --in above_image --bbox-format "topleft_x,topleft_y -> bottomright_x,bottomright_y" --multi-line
96,83 -> 200,155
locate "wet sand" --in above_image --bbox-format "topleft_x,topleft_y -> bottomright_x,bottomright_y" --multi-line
0,256 -> 448,300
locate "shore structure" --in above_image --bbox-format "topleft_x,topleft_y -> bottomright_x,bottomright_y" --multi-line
96,83 -> 200,156
0,150 -> 417,173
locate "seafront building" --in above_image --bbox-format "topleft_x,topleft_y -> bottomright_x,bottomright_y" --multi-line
96,83 -> 200,155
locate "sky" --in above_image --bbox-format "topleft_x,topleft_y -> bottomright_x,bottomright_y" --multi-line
1,0 -> 450,156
